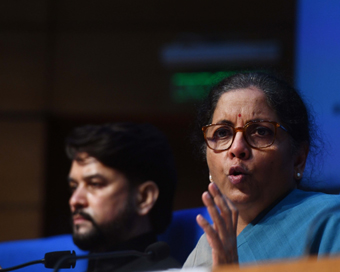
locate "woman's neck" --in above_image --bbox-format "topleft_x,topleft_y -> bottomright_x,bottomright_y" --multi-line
236,207 -> 261,235
235,188 -> 294,236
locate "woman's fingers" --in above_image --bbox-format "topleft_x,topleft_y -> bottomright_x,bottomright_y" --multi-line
197,214 -> 223,250
225,197 -> 238,233
202,191 -> 228,239
208,183 -> 236,235
208,183 -> 238,255
196,214 -> 230,264
197,213 -> 236,264
200,186 -> 238,265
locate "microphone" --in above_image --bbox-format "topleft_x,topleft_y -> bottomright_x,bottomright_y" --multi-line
44,251 -> 76,268
53,241 -> 170,272
1,250 -> 75,271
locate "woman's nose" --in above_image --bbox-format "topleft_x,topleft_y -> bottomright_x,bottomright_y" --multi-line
228,132 -> 251,159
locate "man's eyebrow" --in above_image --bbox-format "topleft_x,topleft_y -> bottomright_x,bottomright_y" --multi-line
67,174 -> 105,183
83,174 -> 106,179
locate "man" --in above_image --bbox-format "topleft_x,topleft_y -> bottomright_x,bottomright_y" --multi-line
66,122 -> 180,271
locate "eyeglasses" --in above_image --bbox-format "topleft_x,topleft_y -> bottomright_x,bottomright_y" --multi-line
202,120 -> 288,151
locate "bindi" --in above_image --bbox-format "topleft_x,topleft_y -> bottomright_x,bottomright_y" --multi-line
238,114 -> 241,117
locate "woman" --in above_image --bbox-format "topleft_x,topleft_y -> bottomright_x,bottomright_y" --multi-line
184,72 -> 340,268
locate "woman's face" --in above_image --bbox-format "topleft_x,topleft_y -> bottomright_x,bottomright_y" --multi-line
207,87 -> 299,211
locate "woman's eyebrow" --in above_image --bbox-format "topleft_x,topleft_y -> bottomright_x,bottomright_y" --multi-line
215,118 -> 273,126
215,120 -> 234,126
245,118 -> 272,123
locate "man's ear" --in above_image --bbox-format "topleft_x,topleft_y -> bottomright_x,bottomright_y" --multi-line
294,142 -> 309,180
135,181 -> 159,216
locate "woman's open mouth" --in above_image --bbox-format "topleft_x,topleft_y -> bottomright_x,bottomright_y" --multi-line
228,166 -> 248,185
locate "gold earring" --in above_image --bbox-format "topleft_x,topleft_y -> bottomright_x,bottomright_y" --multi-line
209,175 -> 213,183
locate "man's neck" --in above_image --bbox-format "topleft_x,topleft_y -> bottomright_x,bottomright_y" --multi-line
90,231 -> 157,253
87,232 -> 158,272
105,232 -> 157,252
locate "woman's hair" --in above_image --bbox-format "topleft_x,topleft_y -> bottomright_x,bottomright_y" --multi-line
194,72 -> 321,170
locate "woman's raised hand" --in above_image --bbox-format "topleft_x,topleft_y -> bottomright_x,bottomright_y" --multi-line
196,182 -> 239,266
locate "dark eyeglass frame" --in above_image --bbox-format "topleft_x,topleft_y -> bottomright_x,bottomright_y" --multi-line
202,120 -> 288,151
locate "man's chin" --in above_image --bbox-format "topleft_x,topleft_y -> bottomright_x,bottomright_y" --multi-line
72,228 -> 104,251
73,224 -> 92,235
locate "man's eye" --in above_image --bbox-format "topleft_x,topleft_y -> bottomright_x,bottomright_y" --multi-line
69,184 -> 77,193
89,181 -> 104,188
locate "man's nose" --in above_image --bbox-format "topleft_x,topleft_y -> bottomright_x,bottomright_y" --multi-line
69,185 -> 88,210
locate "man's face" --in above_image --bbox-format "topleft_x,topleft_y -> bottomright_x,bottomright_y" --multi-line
68,152 -> 137,251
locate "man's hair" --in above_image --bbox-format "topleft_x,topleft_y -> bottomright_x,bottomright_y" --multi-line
65,122 -> 177,234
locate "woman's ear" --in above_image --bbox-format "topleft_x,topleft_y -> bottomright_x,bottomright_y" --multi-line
294,142 -> 309,180
135,181 -> 159,216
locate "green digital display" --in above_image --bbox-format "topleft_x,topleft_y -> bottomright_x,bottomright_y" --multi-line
171,71 -> 239,103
